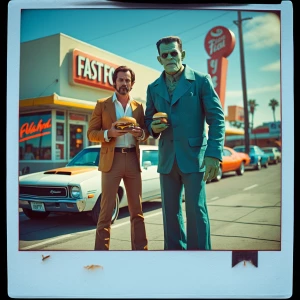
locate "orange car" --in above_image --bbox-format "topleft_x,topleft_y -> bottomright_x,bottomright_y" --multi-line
211,146 -> 251,182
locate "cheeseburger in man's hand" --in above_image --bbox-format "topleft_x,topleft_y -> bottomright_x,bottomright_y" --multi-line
114,116 -> 138,131
150,112 -> 169,134
153,112 -> 169,125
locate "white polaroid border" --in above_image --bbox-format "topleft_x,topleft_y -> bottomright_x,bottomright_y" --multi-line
7,0 -> 294,298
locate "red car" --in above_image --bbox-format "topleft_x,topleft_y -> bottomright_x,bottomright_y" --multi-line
211,146 -> 251,182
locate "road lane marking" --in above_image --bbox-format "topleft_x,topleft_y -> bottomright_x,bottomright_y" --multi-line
20,211 -> 162,250
144,212 -> 162,218
210,197 -> 219,201
112,212 -> 162,229
111,220 -> 130,228
243,184 -> 258,191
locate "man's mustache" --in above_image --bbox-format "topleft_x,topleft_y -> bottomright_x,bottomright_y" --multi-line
120,86 -> 131,91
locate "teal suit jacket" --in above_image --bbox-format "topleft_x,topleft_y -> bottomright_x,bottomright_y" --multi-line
145,64 -> 225,174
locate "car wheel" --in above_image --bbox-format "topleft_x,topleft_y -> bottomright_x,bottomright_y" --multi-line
212,166 -> 222,182
255,160 -> 261,170
236,161 -> 245,175
91,193 -> 120,225
111,194 -> 120,224
22,208 -> 50,220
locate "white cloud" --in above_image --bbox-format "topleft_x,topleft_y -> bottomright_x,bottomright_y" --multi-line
261,60 -> 280,71
243,13 -> 280,49
226,83 -> 280,98
226,90 -> 243,98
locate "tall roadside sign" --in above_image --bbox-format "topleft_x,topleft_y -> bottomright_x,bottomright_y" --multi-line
204,26 -> 236,109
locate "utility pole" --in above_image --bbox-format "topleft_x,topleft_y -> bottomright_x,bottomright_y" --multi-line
234,11 -> 252,154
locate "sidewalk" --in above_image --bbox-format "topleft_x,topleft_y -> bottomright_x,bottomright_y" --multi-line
207,192 -> 280,251
108,191 -> 281,251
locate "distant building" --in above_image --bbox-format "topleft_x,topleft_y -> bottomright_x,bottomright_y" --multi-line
225,121 -> 281,150
223,104 -> 281,149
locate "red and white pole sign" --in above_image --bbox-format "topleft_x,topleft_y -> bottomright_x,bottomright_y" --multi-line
204,26 -> 235,108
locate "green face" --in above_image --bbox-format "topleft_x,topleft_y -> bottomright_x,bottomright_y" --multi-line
157,41 -> 185,75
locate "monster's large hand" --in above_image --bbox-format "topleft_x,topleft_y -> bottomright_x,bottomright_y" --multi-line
201,156 -> 220,182
151,120 -> 168,134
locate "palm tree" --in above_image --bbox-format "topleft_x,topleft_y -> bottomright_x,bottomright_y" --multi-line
248,99 -> 259,130
269,98 -> 279,122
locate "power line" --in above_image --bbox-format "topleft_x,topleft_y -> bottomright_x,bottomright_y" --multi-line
177,11 -> 230,36
86,10 -> 179,42
123,11 -> 231,55
183,21 -> 236,45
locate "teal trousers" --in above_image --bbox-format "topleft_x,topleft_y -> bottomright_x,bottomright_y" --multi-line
160,159 -> 211,250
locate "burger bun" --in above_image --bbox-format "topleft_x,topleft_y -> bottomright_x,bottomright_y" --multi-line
115,116 -> 137,130
153,112 -> 169,125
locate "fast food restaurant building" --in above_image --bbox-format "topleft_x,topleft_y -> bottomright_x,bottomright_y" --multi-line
19,33 -> 161,174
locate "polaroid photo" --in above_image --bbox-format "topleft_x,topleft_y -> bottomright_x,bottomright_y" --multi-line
7,0 -> 294,298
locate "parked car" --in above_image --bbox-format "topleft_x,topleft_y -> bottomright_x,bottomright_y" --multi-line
19,145 -> 161,224
261,147 -> 281,164
233,145 -> 269,170
211,146 -> 251,182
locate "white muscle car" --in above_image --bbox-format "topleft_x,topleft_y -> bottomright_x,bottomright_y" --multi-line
19,145 -> 161,224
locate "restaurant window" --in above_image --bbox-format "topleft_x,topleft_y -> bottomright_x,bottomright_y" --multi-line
56,110 -> 65,121
56,111 -> 65,160
70,113 -> 87,122
56,122 -> 65,142
56,122 -> 65,160
19,111 -> 52,160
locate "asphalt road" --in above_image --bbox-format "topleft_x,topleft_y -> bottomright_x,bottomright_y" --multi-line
19,163 -> 281,251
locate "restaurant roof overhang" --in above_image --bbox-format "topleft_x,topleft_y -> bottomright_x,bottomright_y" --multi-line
19,93 -> 96,112
225,127 -> 245,136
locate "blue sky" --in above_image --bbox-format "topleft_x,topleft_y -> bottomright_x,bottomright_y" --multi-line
20,8 -> 281,128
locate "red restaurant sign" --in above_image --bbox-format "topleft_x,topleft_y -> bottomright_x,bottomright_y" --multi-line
19,118 -> 52,142
204,26 -> 235,109
70,49 -> 119,91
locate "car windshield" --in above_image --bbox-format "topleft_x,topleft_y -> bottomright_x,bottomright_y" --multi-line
141,150 -> 158,166
234,147 -> 245,153
234,147 -> 255,154
67,147 -> 100,166
66,147 -> 159,168
263,149 -> 273,153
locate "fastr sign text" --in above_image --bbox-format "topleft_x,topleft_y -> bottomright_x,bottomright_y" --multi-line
70,49 -> 119,91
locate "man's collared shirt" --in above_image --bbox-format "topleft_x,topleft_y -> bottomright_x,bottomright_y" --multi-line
104,93 -> 144,146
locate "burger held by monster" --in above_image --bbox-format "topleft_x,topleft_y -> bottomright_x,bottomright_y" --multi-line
152,112 -> 169,125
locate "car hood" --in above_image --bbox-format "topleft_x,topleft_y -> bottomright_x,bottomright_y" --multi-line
19,166 -> 100,185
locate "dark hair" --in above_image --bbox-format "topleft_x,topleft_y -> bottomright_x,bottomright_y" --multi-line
112,66 -> 135,84
156,36 -> 183,54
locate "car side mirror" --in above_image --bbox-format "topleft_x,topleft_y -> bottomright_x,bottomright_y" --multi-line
143,161 -> 152,169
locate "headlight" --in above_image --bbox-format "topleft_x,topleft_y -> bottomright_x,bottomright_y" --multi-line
70,186 -> 81,198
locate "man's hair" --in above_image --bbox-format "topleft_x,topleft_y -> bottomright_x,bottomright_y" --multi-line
156,36 -> 183,54
112,66 -> 135,84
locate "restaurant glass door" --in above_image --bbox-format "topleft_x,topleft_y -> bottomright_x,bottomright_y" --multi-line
68,112 -> 88,160
69,124 -> 86,159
